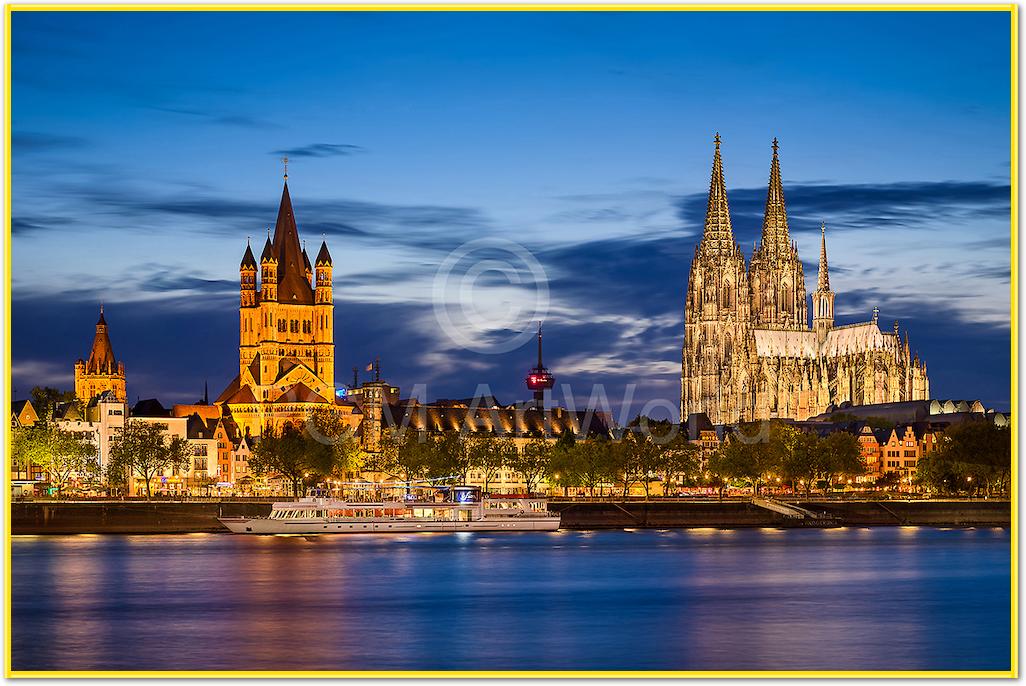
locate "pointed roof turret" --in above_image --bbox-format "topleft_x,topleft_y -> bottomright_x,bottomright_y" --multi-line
759,137 -> 792,254
241,240 -> 257,269
315,240 -> 332,266
817,223 -> 831,291
86,305 -> 119,374
271,180 -> 315,304
701,133 -> 735,254
302,241 -> 312,274
260,232 -> 275,263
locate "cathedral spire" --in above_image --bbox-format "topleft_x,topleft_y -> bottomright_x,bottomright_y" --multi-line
817,222 -> 830,290
759,137 -> 791,253
271,179 -> 314,304
701,133 -> 735,253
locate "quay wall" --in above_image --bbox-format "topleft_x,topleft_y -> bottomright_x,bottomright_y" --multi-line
10,499 -> 1010,535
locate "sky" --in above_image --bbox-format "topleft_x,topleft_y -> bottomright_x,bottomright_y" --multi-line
11,10 -> 1012,418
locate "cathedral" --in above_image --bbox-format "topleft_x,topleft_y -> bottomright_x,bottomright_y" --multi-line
215,172 -> 360,437
681,136 -> 930,425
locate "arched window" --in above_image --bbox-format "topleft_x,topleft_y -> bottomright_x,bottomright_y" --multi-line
721,281 -> 733,309
781,284 -> 792,313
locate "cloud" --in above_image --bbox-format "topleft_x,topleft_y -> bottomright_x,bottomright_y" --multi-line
12,131 -> 86,154
271,143 -> 364,158
676,180 -> 1011,244
146,106 -> 281,130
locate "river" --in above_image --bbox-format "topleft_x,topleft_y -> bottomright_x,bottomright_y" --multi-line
10,527 -> 1010,672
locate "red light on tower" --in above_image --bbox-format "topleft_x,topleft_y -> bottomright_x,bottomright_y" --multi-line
525,322 -> 555,408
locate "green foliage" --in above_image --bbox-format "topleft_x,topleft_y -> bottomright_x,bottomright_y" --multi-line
367,429 -> 433,492
657,433 -> 701,495
11,423 -> 97,496
29,386 -> 78,422
249,424 -> 336,497
507,437 -> 550,495
467,435 -> 515,493
308,408 -> 365,479
427,431 -> 473,483
916,422 -> 1011,496
108,420 -> 190,499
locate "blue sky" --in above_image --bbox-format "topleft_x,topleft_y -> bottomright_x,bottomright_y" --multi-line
11,10 -> 1012,416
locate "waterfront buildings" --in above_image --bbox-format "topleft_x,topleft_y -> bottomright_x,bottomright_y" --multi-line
681,137 -> 930,426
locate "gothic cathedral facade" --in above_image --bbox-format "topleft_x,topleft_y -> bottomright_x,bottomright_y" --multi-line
681,137 -> 930,425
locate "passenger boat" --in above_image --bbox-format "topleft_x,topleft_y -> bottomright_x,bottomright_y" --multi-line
218,486 -> 561,534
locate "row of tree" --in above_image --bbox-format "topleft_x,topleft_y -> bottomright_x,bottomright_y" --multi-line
914,422 -> 1011,496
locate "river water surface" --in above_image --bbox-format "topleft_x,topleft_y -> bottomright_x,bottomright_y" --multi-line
11,527 -> 1010,672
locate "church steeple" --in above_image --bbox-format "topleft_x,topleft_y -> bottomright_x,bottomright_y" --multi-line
812,222 -> 835,341
748,138 -> 807,331
74,305 -> 127,402
272,180 -> 315,304
759,137 -> 791,253
700,133 -> 736,255
817,221 -> 831,291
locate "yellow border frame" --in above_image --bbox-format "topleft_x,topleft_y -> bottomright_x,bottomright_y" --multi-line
3,3 -> 1018,679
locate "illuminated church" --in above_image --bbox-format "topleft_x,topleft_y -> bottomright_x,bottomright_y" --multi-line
74,306 -> 127,403
215,171 -> 359,436
681,137 -> 930,425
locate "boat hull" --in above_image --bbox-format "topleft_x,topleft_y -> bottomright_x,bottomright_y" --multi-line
218,516 -> 561,534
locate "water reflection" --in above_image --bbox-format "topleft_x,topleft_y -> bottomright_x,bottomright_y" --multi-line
11,527 -> 1010,672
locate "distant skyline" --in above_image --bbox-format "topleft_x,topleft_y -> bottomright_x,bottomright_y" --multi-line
11,10 -> 1012,416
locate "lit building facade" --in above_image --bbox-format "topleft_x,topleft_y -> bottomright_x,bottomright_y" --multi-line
682,137 -> 930,425
215,175 -> 360,437
74,306 -> 127,403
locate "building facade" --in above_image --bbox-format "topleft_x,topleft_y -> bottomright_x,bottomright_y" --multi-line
682,137 -> 930,425
74,306 -> 127,403
215,175 -> 360,437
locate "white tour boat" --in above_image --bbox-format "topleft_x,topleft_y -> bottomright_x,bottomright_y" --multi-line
218,486 -> 561,534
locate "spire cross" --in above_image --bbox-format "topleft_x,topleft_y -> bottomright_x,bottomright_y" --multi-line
714,132 -> 721,148
772,137 -> 779,154
281,156 -> 289,179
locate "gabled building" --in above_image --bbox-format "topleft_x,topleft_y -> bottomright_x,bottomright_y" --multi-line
11,400 -> 38,428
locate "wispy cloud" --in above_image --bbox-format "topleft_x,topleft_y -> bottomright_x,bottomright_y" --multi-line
271,143 -> 364,158
12,131 -> 86,154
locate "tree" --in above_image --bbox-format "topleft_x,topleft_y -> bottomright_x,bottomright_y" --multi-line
821,430 -> 865,489
775,425 -> 824,497
428,431 -> 473,484
29,386 -> 78,421
624,431 -> 663,499
507,438 -> 550,495
108,420 -> 190,499
916,422 -> 1011,496
708,426 -> 779,498
658,434 -> 701,496
248,424 -> 334,497
468,435 -> 514,493
308,409 -> 365,481
12,423 -> 97,497
367,428 -> 433,494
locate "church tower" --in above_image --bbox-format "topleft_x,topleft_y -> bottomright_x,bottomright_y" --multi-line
681,135 -> 754,425
812,223 -> 835,343
748,139 -> 807,331
216,167 -> 356,438
74,305 -> 127,403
